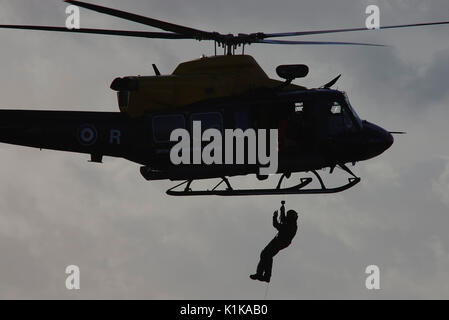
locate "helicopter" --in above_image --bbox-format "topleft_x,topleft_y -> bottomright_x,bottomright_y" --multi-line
0,1 -> 447,196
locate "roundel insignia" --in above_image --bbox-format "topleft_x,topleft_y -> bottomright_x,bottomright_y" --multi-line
77,124 -> 98,146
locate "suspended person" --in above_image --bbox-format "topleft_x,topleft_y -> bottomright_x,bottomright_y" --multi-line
250,201 -> 298,283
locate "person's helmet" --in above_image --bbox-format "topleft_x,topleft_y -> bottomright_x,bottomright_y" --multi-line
287,210 -> 298,220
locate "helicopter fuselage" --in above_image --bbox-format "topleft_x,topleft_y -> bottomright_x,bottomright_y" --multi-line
0,88 -> 393,181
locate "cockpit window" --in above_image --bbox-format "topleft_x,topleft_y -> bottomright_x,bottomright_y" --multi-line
342,108 -> 354,130
328,100 -> 355,136
343,93 -> 363,128
330,102 -> 342,114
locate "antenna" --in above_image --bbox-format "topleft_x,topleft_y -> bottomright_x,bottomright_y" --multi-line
152,64 -> 161,76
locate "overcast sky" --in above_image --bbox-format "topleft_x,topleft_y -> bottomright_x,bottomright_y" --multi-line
0,0 -> 448,299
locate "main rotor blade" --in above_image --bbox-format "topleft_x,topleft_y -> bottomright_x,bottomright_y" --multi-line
65,0 -> 214,40
262,20 -> 449,38
256,39 -> 386,47
0,24 -> 191,39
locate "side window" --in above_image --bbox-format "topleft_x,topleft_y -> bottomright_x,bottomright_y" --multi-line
152,114 -> 185,143
190,112 -> 223,133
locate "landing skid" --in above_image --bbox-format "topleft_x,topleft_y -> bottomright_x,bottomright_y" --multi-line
166,164 -> 361,196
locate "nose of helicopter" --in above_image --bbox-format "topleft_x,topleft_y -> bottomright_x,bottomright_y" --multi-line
386,130 -> 394,149
359,121 -> 394,160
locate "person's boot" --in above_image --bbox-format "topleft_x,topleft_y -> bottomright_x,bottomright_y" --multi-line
249,274 -> 262,280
